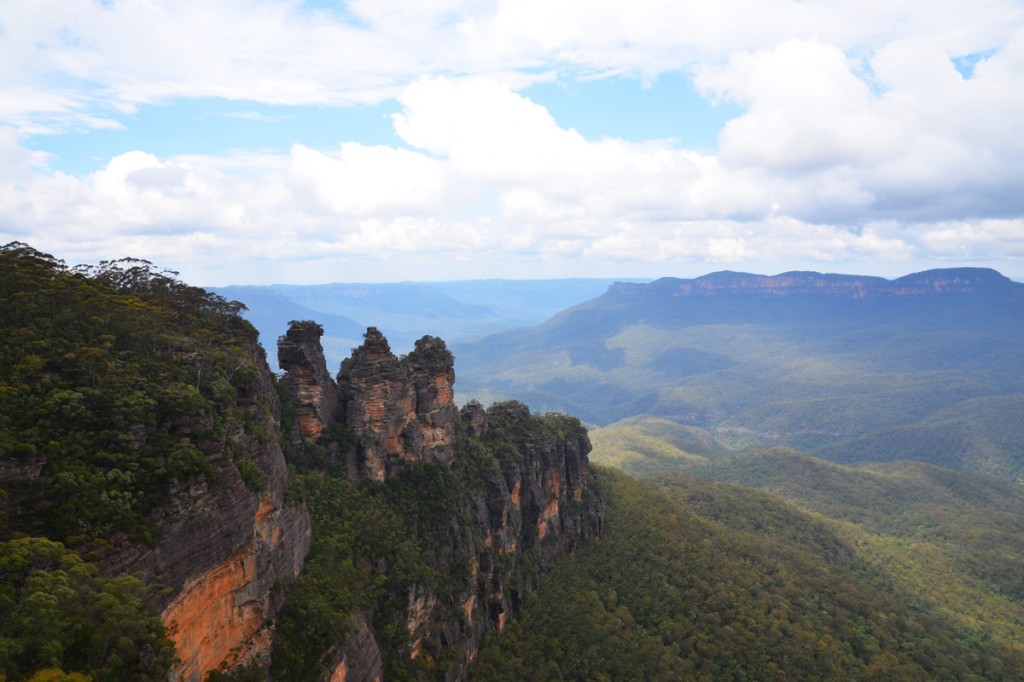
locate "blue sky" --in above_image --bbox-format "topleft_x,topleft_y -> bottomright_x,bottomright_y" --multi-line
28,73 -> 734,176
1,1 -> 1023,285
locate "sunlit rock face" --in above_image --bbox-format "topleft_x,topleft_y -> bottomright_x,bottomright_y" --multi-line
100,354 -> 311,682
337,328 -> 457,481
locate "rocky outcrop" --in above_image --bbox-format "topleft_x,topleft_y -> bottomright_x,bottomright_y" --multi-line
326,614 -> 382,682
277,328 -> 606,681
278,320 -> 339,444
336,328 -> 457,481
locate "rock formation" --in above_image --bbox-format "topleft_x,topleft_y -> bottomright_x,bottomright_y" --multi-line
0,246 -> 603,682
277,326 -> 607,681
278,320 -> 339,444
337,328 -> 457,481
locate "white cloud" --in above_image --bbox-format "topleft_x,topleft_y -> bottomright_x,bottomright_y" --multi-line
287,142 -> 449,217
698,41 -> 912,173
2,2 -> 1024,281
0,127 -> 50,182
4,0 -> 1021,131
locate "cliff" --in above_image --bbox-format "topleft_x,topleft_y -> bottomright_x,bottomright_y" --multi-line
337,328 -> 458,481
0,244 -> 604,682
275,324 -> 607,681
0,245 -> 311,682
608,267 -> 1023,300
95,328 -> 312,682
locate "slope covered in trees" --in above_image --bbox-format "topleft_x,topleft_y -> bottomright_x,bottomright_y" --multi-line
472,467 -> 1024,681
578,418 -> 1024,680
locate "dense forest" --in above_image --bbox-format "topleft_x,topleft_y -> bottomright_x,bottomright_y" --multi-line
0,243 -> 266,680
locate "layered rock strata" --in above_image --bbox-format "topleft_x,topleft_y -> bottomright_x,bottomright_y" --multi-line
101,347 -> 311,682
278,320 -> 339,444
337,328 -> 457,481
277,327 -> 606,682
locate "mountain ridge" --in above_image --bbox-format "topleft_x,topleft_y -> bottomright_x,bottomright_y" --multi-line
608,266 -> 1020,299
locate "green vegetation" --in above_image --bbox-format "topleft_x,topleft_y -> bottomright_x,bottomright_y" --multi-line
456,278 -> 1024,480
272,408 -> 591,680
581,420 -> 1024,679
588,416 -> 722,476
0,537 -> 174,681
270,473 -> 440,680
0,242 -> 266,547
0,243 -> 271,680
472,467 -> 1024,681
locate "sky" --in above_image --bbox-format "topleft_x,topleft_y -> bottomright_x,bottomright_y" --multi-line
2,0 -> 1023,285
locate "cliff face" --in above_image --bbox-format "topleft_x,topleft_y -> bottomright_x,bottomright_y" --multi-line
101,348 -> 311,682
609,267 -> 1022,300
1,247 -> 603,682
276,326 -> 606,681
337,328 -> 457,481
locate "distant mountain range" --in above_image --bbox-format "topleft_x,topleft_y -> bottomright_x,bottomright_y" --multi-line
453,267 -> 1024,481
211,278 -> 643,370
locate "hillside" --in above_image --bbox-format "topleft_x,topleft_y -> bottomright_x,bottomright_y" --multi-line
471,467 -> 1024,680
0,244 -> 606,681
454,268 -> 1024,481
585,419 -> 1024,676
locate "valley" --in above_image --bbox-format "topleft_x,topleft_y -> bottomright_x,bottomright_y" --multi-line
2,244 -> 1022,681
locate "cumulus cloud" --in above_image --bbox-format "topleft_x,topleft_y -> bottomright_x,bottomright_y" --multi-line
2,1 -> 1024,280
694,32 -> 1024,223
287,143 -> 449,217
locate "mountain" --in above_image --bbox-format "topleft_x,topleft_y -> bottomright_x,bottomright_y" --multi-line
211,278 -> 640,371
454,268 -> 1024,481
0,244 -> 605,681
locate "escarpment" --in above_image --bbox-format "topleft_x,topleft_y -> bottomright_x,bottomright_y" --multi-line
0,245 -> 311,682
102,337 -> 312,682
275,324 -> 607,681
